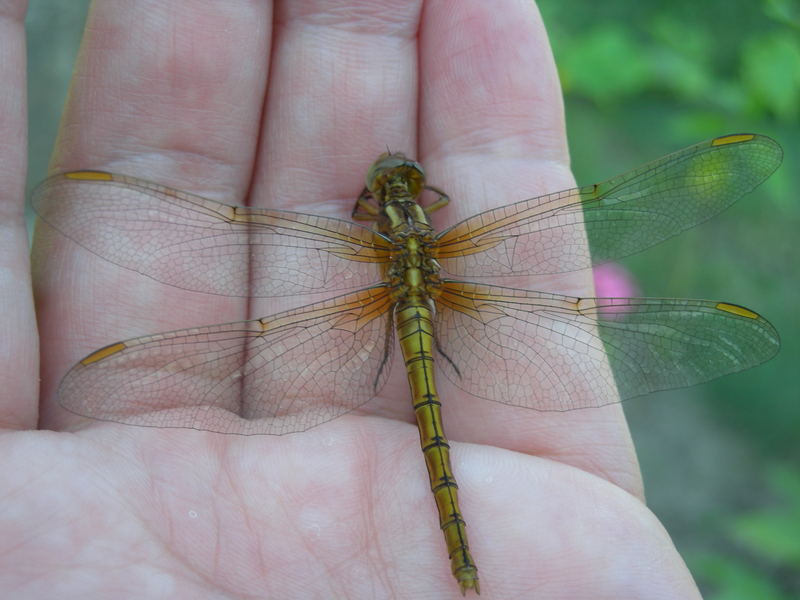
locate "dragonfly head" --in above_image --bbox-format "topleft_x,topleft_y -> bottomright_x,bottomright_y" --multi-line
366,152 -> 426,200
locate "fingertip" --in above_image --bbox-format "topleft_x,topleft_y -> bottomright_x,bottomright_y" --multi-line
419,0 -> 569,166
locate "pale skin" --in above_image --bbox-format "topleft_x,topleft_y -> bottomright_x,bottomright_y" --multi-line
1,1 -> 703,598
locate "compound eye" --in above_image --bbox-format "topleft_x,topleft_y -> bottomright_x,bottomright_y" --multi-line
403,166 -> 425,196
365,153 -> 425,194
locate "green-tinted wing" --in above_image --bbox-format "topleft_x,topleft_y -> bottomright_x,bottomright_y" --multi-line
435,134 -> 782,277
434,281 -> 779,410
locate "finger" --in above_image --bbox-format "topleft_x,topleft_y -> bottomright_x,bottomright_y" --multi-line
0,0 -> 38,430
420,0 -> 571,220
51,0 -> 271,196
34,0 -> 272,430
250,0 -> 422,214
246,1 -> 426,411
417,1 -> 640,495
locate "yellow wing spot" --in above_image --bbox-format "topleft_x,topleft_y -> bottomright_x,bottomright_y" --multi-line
65,171 -> 114,181
712,134 -> 755,146
716,302 -> 759,319
80,342 -> 127,365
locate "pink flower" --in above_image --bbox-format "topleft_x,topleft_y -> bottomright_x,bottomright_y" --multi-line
593,263 -> 640,316
593,262 -> 639,298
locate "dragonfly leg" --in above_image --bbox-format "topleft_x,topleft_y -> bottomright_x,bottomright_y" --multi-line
373,311 -> 395,391
434,337 -> 462,378
352,187 -> 381,221
422,185 -> 450,215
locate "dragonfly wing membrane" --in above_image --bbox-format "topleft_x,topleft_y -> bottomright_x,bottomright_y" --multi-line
60,286 -> 395,435
581,134 -> 782,265
33,172 -> 394,298
435,134 -> 782,278
434,281 -> 779,410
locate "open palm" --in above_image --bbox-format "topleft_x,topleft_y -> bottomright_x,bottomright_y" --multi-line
3,2 -> 702,598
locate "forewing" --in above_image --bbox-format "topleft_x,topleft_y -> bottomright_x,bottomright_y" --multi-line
435,134 -> 782,277
434,281 -> 779,410
33,171 -> 394,297
59,286 -> 395,434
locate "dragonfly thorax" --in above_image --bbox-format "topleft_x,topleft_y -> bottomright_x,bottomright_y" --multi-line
384,227 -> 442,302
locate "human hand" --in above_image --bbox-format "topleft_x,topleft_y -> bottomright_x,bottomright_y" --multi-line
5,1 -> 702,598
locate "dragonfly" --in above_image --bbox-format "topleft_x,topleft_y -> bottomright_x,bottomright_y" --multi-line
34,133 -> 782,595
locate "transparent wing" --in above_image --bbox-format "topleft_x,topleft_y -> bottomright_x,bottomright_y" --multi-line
434,281 -> 780,410
59,286 -> 395,434
33,171 -> 394,297
435,134 -> 782,277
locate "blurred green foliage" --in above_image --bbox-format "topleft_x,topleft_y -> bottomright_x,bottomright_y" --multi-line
689,464 -> 800,598
539,0 -> 799,449
550,6 -> 800,122
693,556 -> 792,600
731,465 -> 800,567
539,1 -> 798,595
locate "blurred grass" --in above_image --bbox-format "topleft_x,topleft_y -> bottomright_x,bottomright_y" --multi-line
25,0 -> 799,596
